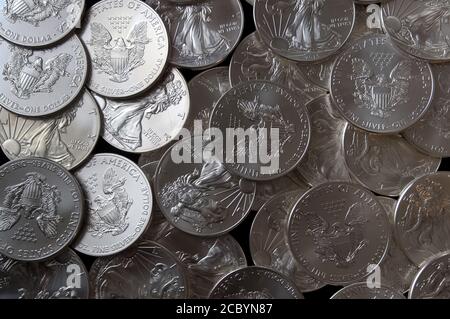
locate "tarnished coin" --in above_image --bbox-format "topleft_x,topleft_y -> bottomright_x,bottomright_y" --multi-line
0,35 -> 87,117
145,0 -> 244,70
0,90 -> 101,170
409,251 -> 450,299
138,142 -> 174,167
0,0 -> 83,47
343,124 -> 441,197
80,0 -> 169,98
0,248 -> 88,299
250,191 -> 325,293
186,67 -> 231,133
89,240 -> 188,299
254,0 -> 355,62
93,68 -> 189,153
229,32 -> 326,101
210,81 -> 311,181
296,95 -> 352,186
287,182 -> 390,285
209,266 -> 303,299
0,158 -> 84,261
377,196 -> 418,293
155,135 -> 255,236
382,0 -> 450,62
331,283 -> 405,299
404,63 -> 450,157
395,172 -> 450,267
331,34 -> 434,133
73,153 -> 152,256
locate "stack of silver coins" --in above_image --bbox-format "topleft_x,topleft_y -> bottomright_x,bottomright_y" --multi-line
0,0 -> 450,299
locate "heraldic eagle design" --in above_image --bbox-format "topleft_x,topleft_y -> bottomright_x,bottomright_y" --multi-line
3,45 -> 73,99
351,57 -> 412,118
88,21 -> 150,83
0,173 -> 62,238
3,0 -> 72,25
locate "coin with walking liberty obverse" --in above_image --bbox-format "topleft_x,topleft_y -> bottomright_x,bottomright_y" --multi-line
254,0 -> 355,62
331,283 -> 405,299
0,0 -> 84,47
80,0 -> 169,98
287,182 -> 390,285
73,153 -> 152,256
155,135 -> 255,237
210,81 -> 311,181
209,266 -> 303,299
0,35 -> 87,117
0,248 -> 89,299
0,90 -> 101,170
0,158 -> 84,261
331,34 -> 434,133
145,0 -> 244,70
93,68 -> 189,153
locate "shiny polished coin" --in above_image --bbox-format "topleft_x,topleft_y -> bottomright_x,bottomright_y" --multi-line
296,94 -> 352,186
330,34 -> 434,133
210,81 -> 310,181
331,283 -> 405,299
80,0 -> 169,98
89,240 -> 188,299
209,266 -> 303,299
0,0 -> 84,46
93,68 -> 189,153
409,251 -> 450,299
287,182 -> 390,285
0,158 -> 84,261
0,90 -> 101,170
145,0 -> 244,70
343,124 -> 441,197
404,63 -> 450,157
0,35 -> 87,117
254,0 -> 355,62
382,0 -> 450,62
250,191 -> 325,293
73,153 -> 152,256
0,248 -> 88,299
395,172 -> 450,267
155,135 -> 255,237
229,32 -> 326,101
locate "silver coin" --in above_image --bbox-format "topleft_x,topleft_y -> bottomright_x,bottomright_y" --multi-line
254,0 -> 355,62
377,196 -> 418,294
89,240 -> 188,299
0,0 -> 83,47
331,282 -> 405,299
395,172 -> 450,267
209,266 -> 303,299
186,67 -> 231,133
382,0 -> 450,62
296,94 -> 352,186
155,135 -> 255,236
143,211 -> 172,242
245,0 -> 254,5
0,158 -> 84,261
287,181 -> 390,285
145,0 -> 244,70
141,161 -> 158,189
409,251 -> 450,299
0,248 -> 88,299
0,90 -> 101,170
210,81 -> 311,181
72,153 -> 152,256
138,142 -> 174,167
229,32 -> 326,101
343,123 -> 441,197
93,68 -> 189,153
156,226 -> 247,299
80,0 -> 169,98
404,63 -> 450,157
250,191 -> 325,293
330,34 -> 434,133
0,35 -> 87,117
